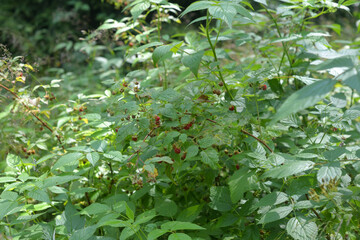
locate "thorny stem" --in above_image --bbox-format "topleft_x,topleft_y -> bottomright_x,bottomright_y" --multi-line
0,83 -> 64,149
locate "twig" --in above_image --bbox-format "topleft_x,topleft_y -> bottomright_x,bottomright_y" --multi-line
305,194 -> 322,220
240,129 -> 273,153
126,126 -> 159,162
0,83 -> 64,149
203,117 -> 273,153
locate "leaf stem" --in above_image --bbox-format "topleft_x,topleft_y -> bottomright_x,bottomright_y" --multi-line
205,11 -> 234,100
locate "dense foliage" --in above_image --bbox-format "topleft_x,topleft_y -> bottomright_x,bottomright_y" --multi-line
1,0 -> 360,239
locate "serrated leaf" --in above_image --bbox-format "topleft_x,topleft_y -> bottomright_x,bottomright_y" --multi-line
342,67 -> 360,93
209,3 -> 237,27
209,186 -> 232,212
200,149 -> 219,169
28,189 -> 50,203
152,45 -> 173,65
262,161 -> 315,179
131,2 -> 151,21
69,226 -> 97,240
255,192 -> 288,207
228,168 -> 257,203
168,233 -> 192,240
176,205 -> 203,222
52,152 -> 83,171
86,152 -> 99,166
198,137 -> 216,148
286,217 -> 318,240
125,203 -> 134,220
271,79 -> 336,124
80,203 -> 111,216
186,145 -> 199,159
146,156 -> 173,164
120,226 -> 140,240
258,206 -> 292,224
0,177 -> 16,183
317,162 -> 342,183
134,209 -> 156,225
181,51 -> 204,77
161,221 -> 205,231
90,140 -> 107,152
148,229 -> 168,240
104,151 -> 125,162
179,1 -> 214,18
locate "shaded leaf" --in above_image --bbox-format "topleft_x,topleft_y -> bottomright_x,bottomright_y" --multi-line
286,216 -> 318,240
271,79 -> 336,124
262,161 -> 315,179
258,206 -> 293,224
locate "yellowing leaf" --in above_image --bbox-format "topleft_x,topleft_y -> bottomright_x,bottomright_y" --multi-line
82,118 -> 89,124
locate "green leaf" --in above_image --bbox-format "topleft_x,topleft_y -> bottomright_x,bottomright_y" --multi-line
181,51 -> 204,77
28,189 -> 50,203
262,161 -> 315,179
168,233 -> 192,240
120,226 -> 140,240
131,1 -> 151,21
209,3 -> 237,27
233,4 -> 253,21
6,153 -> 21,168
176,205 -> 203,222
152,45 -> 173,65
125,202 -> 134,220
271,79 -> 336,124
127,42 -> 162,58
179,1 -> 214,18
86,152 -> 100,166
44,175 -> 81,188
80,203 -> 110,216
148,229 -> 168,240
90,140 -> 107,152
258,206 -> 293,224
317,162 -> 342,183
134,209 -> 156,225
228,168 -> 258,203
186,145 -> 199,159
52,152 -> 83,171
255,192 -> 288,207
330,93 -> 347,108
155,199 -> 177,217
254,0 -> 267,6
0,200 -> 19,219
198,137 -> 216,149
286,216 -> 318,240
146,156 -> 173,164
209,186 -> 232,212
104,151 -> 125,162
161,221 -> 205,231
0,177 -> 16,183
342,67 -> 360,93
200,149 -> 219,169
69,226 -> 97,240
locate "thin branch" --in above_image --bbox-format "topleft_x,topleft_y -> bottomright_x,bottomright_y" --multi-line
126,126 -> 159,162
240,129 -> 273,153
0,83 -> 64,149
203,117 -> 274,153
